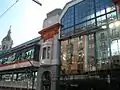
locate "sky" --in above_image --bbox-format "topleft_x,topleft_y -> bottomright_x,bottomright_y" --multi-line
0,0 -> 70,47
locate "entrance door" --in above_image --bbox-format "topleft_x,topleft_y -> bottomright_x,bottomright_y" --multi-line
41,71 -> 51,90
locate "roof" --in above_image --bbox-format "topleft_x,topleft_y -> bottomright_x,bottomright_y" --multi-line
0,37 -> 41,56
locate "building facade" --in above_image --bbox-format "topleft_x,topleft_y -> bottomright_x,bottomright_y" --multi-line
59,0 -> 120,89
0,37 -> 40,90
36,9 -> 62,90
1,26 -> 13,51
60,0 -> 120,74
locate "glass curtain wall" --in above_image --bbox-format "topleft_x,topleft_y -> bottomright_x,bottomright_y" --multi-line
87,34 -> 96,71
60,0 -> 118,73
61,0 -> 116,37
61,36 -> 85,74
109,21 -> 120,68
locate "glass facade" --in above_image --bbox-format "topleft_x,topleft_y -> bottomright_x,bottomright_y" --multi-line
96,30 -> 109,70
61,36 -> 86,74
61,6 -> 74,37
109,21 -> 120,67
87,34 -> 96,71
60,0 -> 120,74
75,0 -> 95,24
61,0 -> 116,38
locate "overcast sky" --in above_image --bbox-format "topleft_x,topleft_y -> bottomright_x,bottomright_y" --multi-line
0,0 -> 70,47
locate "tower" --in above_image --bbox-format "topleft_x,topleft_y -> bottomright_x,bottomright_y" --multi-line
1,25 -> 13,50
36,9 -> 62,90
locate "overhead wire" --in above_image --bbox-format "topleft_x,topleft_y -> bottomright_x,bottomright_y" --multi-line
0,0 -> 19,19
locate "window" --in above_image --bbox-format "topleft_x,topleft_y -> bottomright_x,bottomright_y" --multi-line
88,44 -> 91,48
75,0 -> 94,24
61,6 -> 74,29
96,9 -> 105,16
88,34 -> 94,40
42,46 -> 51,60
100,32 -> 105,39
81,36 -> 83,39
67,43 -> 73,55
95,0 -> 115,16
92,44 -> 94,48
107,11 -> 117,22
86,19 -> 96,29
91,34 -> 94,39
97,15 -> 106,26
42,47 -> 46,59
47,47 -> 51,59
101,51 -> 107,60
100,41 -> 107,51
61,27 -> 74,38
88,35 -> 91,40
106,6 -> 115,13
112,28 -> 117,36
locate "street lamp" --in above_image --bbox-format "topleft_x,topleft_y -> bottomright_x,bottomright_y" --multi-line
32,0 -> 42,6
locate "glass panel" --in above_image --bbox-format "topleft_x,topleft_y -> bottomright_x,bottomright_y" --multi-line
106,6 -> 115,13
96,30 -> 109,70
95,0 -> 115,16
61,27 -> 74,38
107,11 -> 117,22
61,40 -> 68,74
86,19 -> 96,29
75,0 -> 94,24
75,22 -> 87,31
111,40 -> 118,56
87,34 -> 96,71
61,36 -> 86,74
111,39 -> 120,67
61,6 -> 74,29
97,15 -> 106,26
96,9 -> 105,16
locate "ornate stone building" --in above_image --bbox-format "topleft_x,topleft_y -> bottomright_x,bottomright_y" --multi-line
1,26 -> 13,50
36,9 -> 62,90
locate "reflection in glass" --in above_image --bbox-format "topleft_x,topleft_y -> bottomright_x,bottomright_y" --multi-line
61,36 -> 85,74
97,15 -> 106,26
96,31 -> 109,70
107,12 -> 117,22
96,9 -> 105,16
